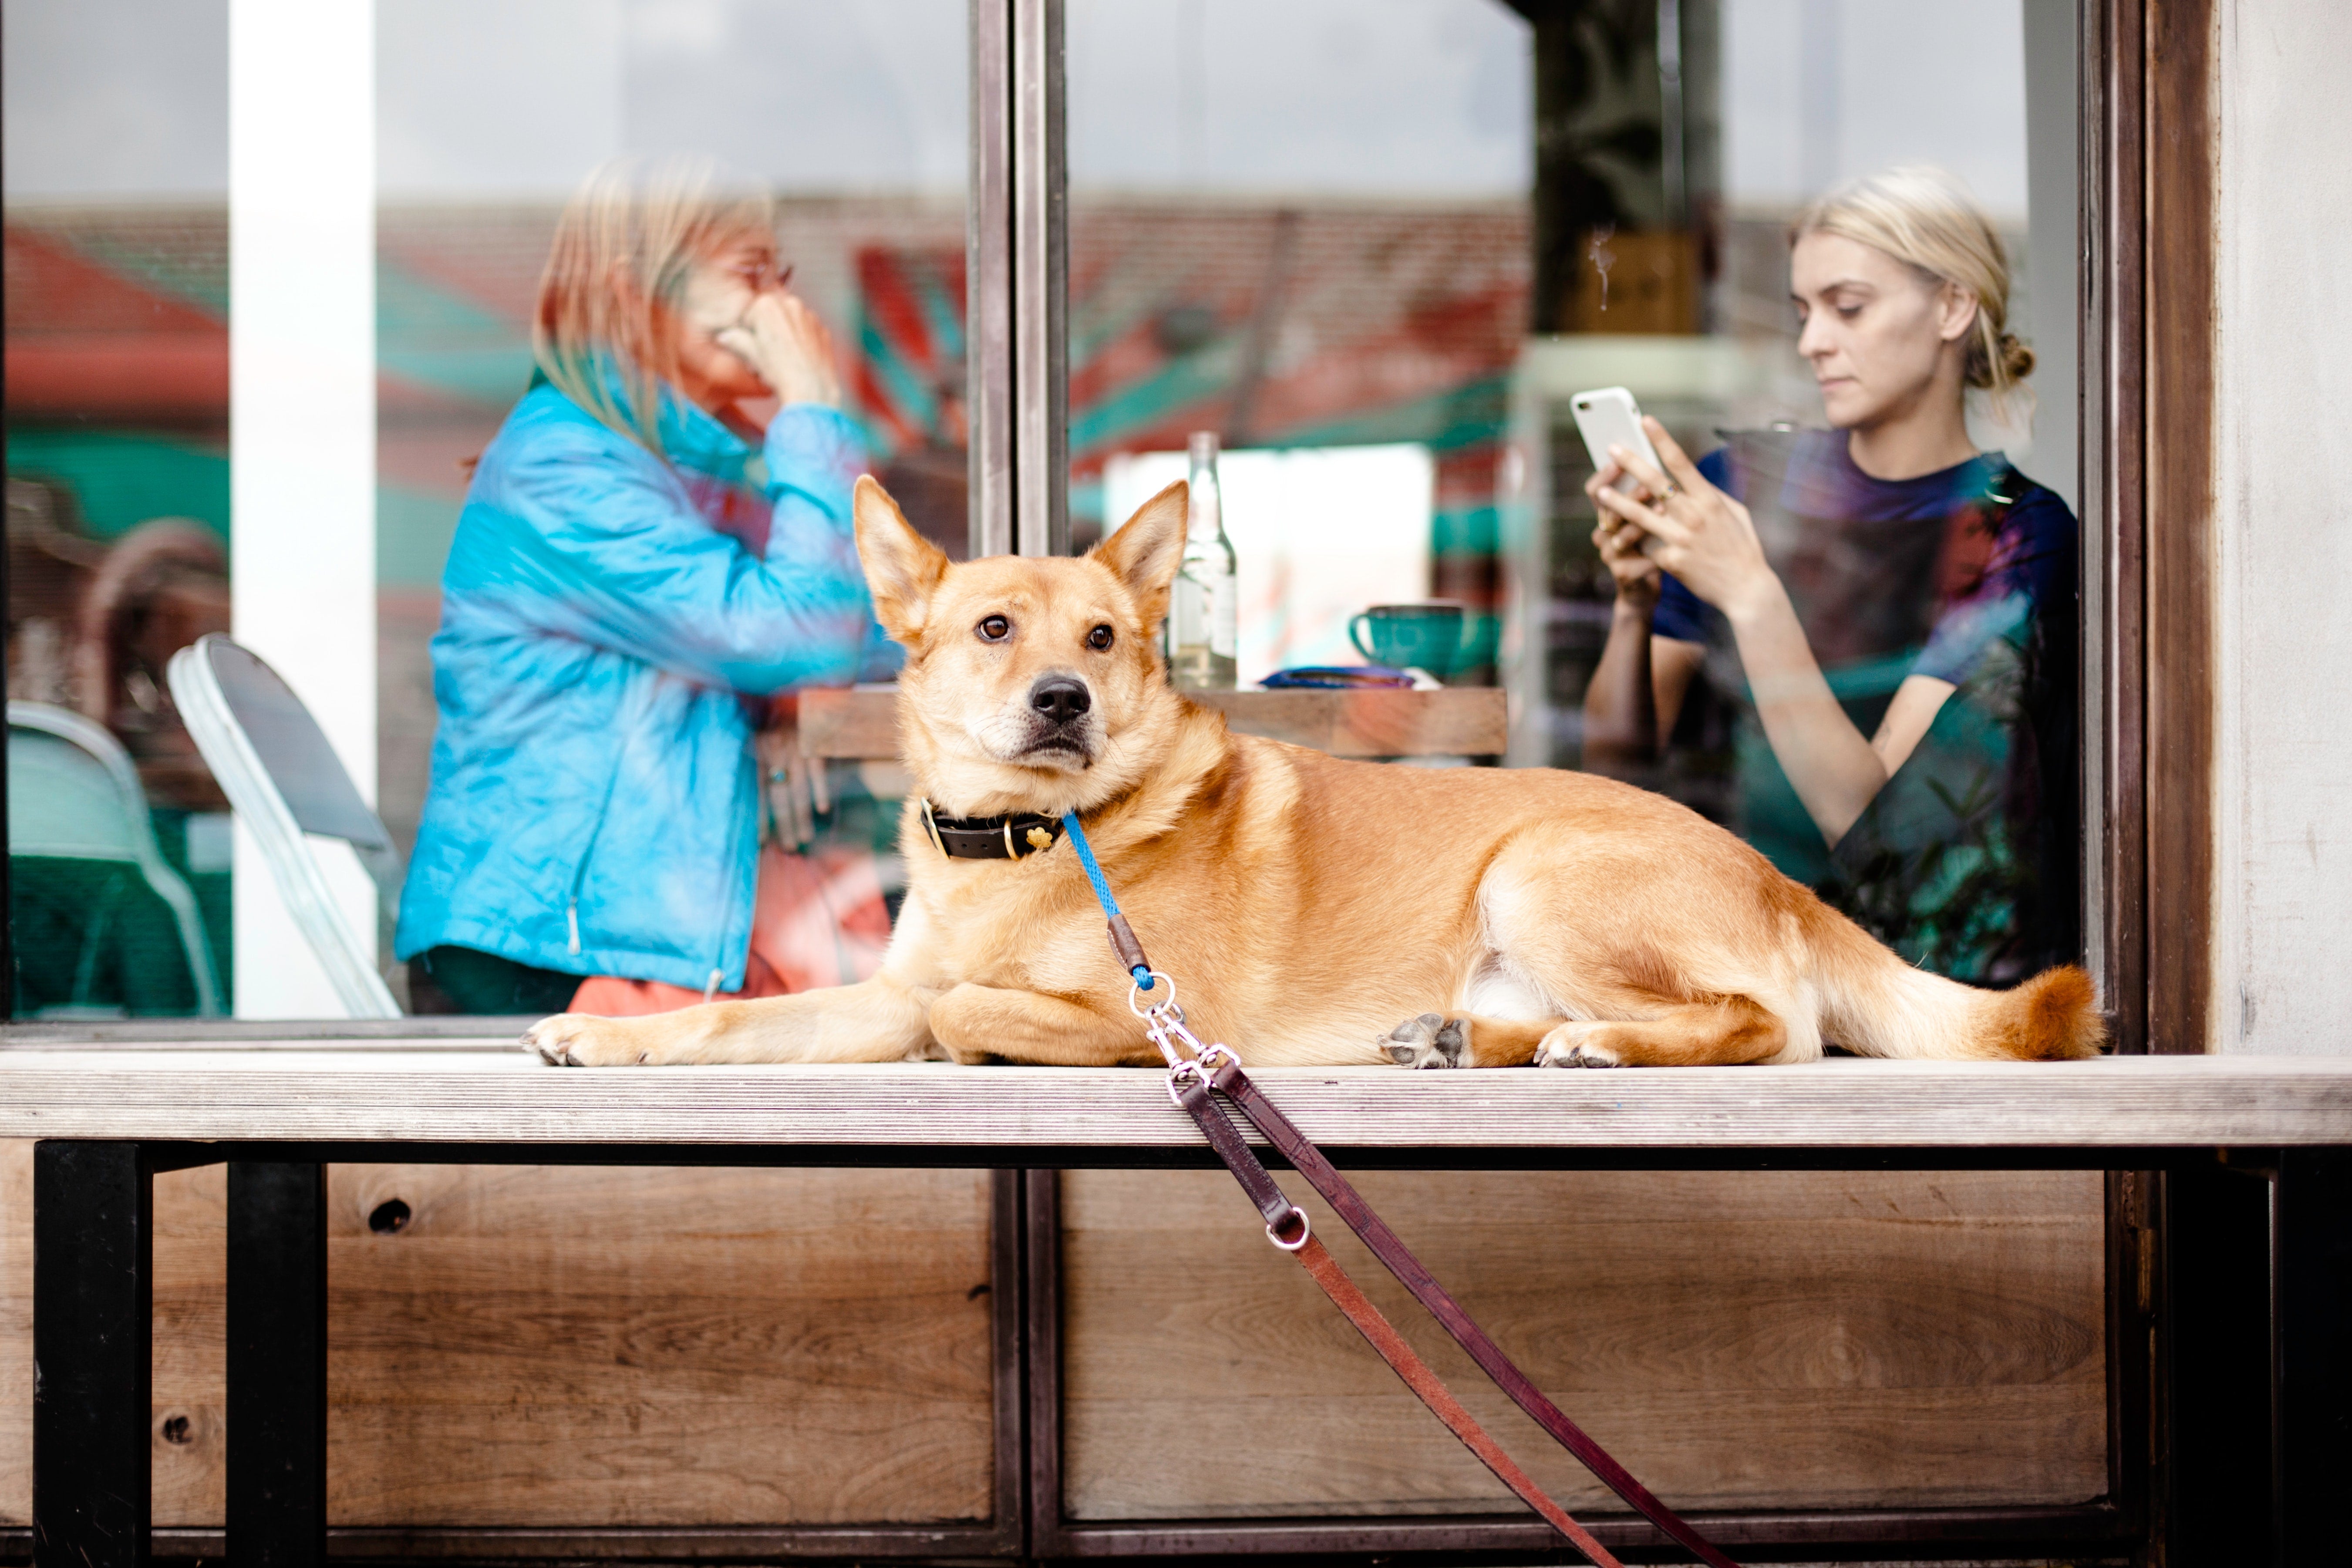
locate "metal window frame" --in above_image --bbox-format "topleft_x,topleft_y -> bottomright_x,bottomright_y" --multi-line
969,0 -> 1066,559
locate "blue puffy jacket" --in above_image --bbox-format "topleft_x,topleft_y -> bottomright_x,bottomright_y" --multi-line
394,377 -> 898,992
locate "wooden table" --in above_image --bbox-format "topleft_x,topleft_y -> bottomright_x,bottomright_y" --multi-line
9,1046 -> 2350,1566
795,685 -> 1511,760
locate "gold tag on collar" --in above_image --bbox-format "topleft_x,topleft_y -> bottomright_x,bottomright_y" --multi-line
1026,826 -> 1055,851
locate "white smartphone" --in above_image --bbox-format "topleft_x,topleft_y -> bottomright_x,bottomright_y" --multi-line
1570,386 -> 1662,494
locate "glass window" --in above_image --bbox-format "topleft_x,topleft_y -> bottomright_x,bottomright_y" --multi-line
7,0 -> 2087,1013
1513,0 -> 2080,985
1069,0 -> 1531,689
5,0 -> 235,1018
4,0 -> 967,1019
377,0 -> 966,1018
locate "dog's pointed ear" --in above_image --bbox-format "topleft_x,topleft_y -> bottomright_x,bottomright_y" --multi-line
854,476 -> 950,644
1089,479 -> 1190,629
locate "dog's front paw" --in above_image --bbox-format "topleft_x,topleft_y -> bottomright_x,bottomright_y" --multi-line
1534,1024 -> 1621,1069
521,1013 -> 650,1068
1381,1012 -> 1466,1069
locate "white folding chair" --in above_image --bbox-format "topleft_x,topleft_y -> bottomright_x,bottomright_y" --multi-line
167,634 -> 403,1018
7,701 -> 225,1016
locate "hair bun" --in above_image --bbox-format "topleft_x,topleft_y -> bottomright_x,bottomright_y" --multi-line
1998,332 -> 2035,382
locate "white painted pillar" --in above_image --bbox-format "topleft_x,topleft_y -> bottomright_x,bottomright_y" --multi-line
228,0 -> 380,1018
2210,0 -> 2352,1054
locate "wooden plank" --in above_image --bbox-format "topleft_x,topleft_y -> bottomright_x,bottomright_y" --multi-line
795,686 -> 1510,760
795,687 -> 902,761
0,1154 -> 995,1528
2143,0 -> 2217,1054
0,1143 -> 26,1525
2,1052 -> 2351,1149
1061,1168 -> 2106,1517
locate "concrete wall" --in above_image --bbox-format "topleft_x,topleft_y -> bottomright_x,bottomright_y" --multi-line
2210,0 -> 2352,1052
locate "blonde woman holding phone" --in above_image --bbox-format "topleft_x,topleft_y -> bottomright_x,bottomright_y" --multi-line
1581,166 -> 2078,983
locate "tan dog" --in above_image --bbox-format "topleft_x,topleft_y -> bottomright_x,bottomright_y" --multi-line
523,478 -> 2103,1070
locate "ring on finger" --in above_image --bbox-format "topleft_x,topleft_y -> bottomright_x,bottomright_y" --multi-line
1658,479 -> 1681,500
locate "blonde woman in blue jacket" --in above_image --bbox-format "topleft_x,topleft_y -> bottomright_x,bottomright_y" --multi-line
395,165 -> 898,1014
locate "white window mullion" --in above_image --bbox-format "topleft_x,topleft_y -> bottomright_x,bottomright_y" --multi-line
229,0 -> 379,1017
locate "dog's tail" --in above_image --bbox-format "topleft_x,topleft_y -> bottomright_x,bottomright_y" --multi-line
1802,903 -> 2105,1061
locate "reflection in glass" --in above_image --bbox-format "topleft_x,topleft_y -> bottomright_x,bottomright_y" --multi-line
1508,0 -> 2078,983
1068,0 -> 1532,686
377,1 -> 965,1014
5,0 -> 236,1015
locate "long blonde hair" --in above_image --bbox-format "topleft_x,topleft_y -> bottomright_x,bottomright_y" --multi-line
533,160 -> 774,452
1793,165 -> 2033,408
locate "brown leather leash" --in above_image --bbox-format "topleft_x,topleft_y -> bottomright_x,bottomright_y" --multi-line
1058,808 -> 1739,1566
1207,1059 -> 1742,1568
1170,1069 -> 1628,1568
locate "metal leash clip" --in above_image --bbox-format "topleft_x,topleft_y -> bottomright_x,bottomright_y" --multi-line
1130,973 -> 1247,1104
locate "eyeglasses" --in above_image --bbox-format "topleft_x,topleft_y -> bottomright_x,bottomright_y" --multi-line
723,257 -> 794,294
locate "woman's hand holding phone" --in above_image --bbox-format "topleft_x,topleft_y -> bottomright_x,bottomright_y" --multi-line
1589,416 -> 1779,627
1583,452 -> 1663,605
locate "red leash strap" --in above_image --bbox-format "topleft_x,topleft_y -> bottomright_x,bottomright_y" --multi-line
1171,1079 -> 1624,1568
1209,1061 -> 1742,1568
1296,1234 -> 1626,1568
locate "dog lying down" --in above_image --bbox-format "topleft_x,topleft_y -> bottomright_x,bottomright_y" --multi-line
525,477 -> 2103,1071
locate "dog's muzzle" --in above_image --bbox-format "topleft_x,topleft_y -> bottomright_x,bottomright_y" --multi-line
1020,675 -> 1098,761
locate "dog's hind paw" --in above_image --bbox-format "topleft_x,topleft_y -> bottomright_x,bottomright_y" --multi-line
1382,1012 -> 1466,1069
1534,1024 -> 1621,1069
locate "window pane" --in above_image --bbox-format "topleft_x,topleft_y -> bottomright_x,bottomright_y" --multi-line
5,0 -> 235,1018
379,0 -> 965,1017
1520,0 -> 2079,985
1070,0 -> 2081,987
1069,0 -> 1530,687
5,2 -> 969,1019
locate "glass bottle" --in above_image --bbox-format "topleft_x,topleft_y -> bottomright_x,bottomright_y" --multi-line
1166,431 -> 1238,690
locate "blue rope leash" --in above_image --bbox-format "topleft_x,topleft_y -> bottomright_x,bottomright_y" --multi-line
1061,811 -> 1157,991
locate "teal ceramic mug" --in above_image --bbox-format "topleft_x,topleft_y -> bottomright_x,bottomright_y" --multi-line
1348,601 -> 1469,678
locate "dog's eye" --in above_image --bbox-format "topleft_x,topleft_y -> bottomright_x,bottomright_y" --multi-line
1086,624 -> 1115,651
976,615 -> 1011,643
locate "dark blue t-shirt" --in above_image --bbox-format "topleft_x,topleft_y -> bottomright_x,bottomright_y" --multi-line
1638,428 -> 2080,983
1652,436 -> 2076,691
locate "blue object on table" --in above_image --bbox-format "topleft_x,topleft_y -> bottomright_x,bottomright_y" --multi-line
1260,666 -> 1418,690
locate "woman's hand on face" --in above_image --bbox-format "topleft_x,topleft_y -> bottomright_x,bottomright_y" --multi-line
1592,417 -> 1779,624
716,293 -> 842,409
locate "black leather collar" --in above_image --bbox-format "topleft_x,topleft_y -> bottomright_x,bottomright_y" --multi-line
919,799 -> 1067,860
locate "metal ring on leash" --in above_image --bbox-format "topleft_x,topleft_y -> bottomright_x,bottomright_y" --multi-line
1266,1208 -> 1311,1251
1127,970 -> 1176,1018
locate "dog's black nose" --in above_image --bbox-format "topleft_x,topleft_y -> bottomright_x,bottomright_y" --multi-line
1030,676 -> 1092,725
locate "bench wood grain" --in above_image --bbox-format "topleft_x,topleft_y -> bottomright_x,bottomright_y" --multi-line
1,1051 -> 2348,1149
0,1149 -> 995,1528
1062,1168 -> 2106,1516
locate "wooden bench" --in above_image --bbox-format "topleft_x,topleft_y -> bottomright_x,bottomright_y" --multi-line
7,1046 -> 2350,1565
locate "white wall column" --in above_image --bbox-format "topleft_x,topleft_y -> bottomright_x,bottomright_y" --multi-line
2210,0 -> 2352,1053
229,0 -> 379,1017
